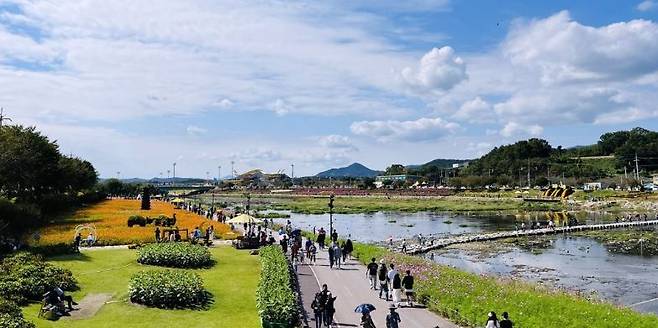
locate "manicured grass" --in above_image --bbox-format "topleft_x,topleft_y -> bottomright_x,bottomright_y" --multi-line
351,242 -> 658,328
34,199 -> 233,246
22,246 -> 261,328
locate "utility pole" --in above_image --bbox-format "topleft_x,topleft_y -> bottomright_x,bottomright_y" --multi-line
527,158 -> 531,187
116,171 -> 120,179
291,163 -> 294,180
328,194 -> 335,236
231,161 -> 235,179
0,108 -> 12,127
218,165 -> 221,183
635,153 -> 640,180
172,162 -> 176,187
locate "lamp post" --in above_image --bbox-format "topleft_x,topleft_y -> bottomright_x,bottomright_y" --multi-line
172,162 -> 176,187
328,194 -> 335,237
244,192 -> 251,214
231,161 -> 235,179
218,165 -> 221,184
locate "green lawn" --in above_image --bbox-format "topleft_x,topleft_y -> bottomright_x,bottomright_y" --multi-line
22,247 -> 261,328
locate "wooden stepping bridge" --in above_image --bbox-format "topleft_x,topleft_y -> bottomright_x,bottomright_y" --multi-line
403,219 -> 658,255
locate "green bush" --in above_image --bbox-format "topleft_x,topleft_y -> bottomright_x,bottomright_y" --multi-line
137,242 -> 212,268
256,246 -> 298,325
0,252 -> 77,304
27,243 -> 77,257
127,215 -> 146,227
129,269 -> 210,309
0,297 -> 36,327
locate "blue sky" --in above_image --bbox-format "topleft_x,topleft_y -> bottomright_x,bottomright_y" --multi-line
2,0 -> 658,178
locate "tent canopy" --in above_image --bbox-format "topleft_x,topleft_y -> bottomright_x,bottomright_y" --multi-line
227,214 -> 263,224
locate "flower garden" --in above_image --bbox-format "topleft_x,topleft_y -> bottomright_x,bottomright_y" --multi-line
33,199 -> 233,247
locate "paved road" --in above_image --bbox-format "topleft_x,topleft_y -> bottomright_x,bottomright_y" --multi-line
296,242 -> 460,328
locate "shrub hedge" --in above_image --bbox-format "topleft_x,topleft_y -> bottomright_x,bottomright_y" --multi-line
127,214 -> 176,227
256,246 -> 298,325
0,298 -> 35,328
128,269 -> 210,309
0,252 -> 77,304
137,242 -> 212,268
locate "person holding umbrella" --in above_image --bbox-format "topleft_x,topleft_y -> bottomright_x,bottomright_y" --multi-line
355,304 -> 376,328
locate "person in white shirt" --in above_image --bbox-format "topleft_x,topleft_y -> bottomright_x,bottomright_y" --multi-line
387,263 -> 398,299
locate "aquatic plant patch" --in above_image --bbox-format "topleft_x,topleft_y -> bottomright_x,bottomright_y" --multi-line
137,242 -> 213,268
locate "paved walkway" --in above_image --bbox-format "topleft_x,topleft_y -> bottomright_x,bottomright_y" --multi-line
297,242 -> 459,328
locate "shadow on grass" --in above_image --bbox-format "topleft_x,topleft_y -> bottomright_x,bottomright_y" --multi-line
47,252 -> 93,262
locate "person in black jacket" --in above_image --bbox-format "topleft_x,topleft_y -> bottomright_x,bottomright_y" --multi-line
500,312 -> 513,328
378,261 -> 389,301
310,293 -> 324,328
401,270 -> 414,306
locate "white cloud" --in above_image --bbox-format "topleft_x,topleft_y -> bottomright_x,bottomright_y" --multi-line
214,98 -> 234,108
452,96 -> 495,123
186,125 -> 207,136
401,46 -> 467,94
318,135 -> 356,150
503,11 -> 658,83
351,117 -> 459,142
638,1 -> 656,11
499,122 -> 543,138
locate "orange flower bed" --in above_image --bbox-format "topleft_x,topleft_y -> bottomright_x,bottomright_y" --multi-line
36,199 -> 233,246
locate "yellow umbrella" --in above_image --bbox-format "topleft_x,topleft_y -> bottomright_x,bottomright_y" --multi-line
227,214 -> 263,224
170,198 -> 186,203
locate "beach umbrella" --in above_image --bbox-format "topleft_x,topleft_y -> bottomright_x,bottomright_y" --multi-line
227,214 -> 263,224
354,304 -> 376,314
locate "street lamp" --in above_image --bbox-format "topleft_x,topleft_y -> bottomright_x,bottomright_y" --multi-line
244,192 -> 251,214
328,194 -> 335,237
218,165 -> 221,184
172,162 -> 176,187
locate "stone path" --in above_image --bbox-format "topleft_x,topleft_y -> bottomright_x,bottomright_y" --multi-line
63,293 -> 113,320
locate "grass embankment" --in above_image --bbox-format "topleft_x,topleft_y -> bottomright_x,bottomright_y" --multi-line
350,243 -> 658,328
575,230 -> 658,256
22,247 -> 261,328
271,196 -> 563,214
35,199 -> 233,246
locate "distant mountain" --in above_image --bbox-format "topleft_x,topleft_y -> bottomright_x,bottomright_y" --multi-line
315,163 -> 380,178
407,158 -> 470,170
100,177 -> 208,184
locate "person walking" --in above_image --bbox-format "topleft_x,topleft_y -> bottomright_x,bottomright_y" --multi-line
401,270 -> 415,306
387,264 -> 398,299
500,312 -> 513,328
391,270 -> 402,306
360,312 -> 376,328
154,227 -> 161,243
485,311 -> 500,328
328,244 -> 335,269
317,228 -> 326,249
311,293 -> 324,328
334,244 -> 342,269
385,304 -> 401,328
325,293 -> 336,327
309,243 -> 317,264
331,229 -> 338,244
344,238 -> 353,260
378,260 -> 390,301
366,258 -> 379,290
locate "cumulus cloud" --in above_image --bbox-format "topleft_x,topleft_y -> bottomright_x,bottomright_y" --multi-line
452,96 -> 495,123
318,135 -> 356,150
637,1 -> 656,11
214,98 -> 234,108
503,11 -> 658,83
499,122 -> 543,138
186,125 -> 207,136
401,46 -> 467,94
350,117 -> 459,142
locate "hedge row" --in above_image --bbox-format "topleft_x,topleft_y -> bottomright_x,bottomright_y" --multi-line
137,242 -> 212,268
129,269 -> 210,309
127,215 -> 176,227
0,298 -> 35,328
0,252 -> 77,304
256,246 -> 298,325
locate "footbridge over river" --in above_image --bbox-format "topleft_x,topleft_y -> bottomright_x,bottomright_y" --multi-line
403,219 -> 658,255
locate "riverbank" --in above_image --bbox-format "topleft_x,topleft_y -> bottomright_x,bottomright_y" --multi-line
351,242 -> 658,327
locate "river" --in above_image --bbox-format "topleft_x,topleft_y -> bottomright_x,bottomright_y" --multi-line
276,211 -> 658,314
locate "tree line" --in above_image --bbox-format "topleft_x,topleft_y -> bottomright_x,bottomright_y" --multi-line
0,125 -> 102,243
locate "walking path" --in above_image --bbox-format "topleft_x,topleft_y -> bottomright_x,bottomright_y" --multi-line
403,219 -> 658,255
297,244 -> 459,328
